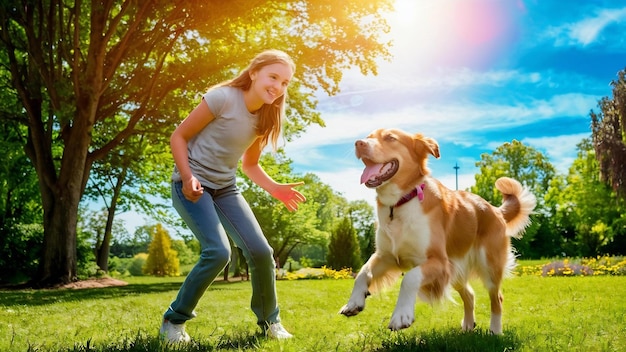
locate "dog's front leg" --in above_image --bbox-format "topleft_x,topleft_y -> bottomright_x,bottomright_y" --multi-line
388,266 -> 423,331
339,262 -> 372,316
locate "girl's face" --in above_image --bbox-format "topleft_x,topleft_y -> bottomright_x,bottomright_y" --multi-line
249,62 -> 293,106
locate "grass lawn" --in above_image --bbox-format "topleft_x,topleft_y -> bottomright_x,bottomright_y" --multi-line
1,274 -> 625,351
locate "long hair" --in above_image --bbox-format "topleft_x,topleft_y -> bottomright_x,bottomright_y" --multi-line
219,49 -> 295,151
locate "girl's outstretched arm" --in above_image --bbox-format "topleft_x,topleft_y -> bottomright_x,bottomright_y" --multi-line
242,139 -> 306,212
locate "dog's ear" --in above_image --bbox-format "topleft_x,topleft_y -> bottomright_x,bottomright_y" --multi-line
424,136 -> 440,158
414,134 -> 440,159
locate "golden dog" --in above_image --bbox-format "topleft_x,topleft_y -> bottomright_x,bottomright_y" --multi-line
339,128 -> 536,334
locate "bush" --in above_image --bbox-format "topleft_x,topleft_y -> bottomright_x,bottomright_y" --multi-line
128,253 -> 148,276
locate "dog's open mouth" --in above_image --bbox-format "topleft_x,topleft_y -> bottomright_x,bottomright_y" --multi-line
360,159 -> 399,188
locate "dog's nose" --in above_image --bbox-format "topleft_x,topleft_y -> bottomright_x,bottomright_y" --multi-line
355,140 -> 366,148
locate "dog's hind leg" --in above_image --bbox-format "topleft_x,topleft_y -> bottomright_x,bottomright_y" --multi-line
454,282 -> 476,331
487,285 -> 504,334
482,261 -> 504,334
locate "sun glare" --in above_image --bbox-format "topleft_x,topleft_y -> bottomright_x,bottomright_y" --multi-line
388,0 -> 523,70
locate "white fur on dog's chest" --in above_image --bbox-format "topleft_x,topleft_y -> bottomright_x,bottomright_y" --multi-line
377,200 -> 431,268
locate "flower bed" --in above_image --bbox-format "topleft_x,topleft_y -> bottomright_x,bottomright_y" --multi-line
515,256 -> 626,277
277,266 -> 354,280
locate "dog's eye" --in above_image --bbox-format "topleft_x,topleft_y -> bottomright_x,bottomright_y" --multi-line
384,134 -> 396,142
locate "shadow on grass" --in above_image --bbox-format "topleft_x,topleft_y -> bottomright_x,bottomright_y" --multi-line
50,331 -> 265,352
0,280 -> 243,307
43,327 -> 523,352
373,327 -> 522,352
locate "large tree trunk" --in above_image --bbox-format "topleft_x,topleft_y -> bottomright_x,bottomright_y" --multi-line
38,197 -> 79,286
34,112 -> 93,286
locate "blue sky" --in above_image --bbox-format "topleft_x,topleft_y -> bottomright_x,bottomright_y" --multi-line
118,0 -> 625,232
283,0 -> 626,209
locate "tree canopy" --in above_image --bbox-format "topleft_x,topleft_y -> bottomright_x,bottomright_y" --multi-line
471,140 -> 556,258
0,0 -> 393,286
591,68 -> 626,199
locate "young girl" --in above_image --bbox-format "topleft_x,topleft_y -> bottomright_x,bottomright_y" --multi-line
160,49 -> 306,343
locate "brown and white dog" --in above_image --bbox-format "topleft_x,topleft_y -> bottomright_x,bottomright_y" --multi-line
339,128 -> 536,334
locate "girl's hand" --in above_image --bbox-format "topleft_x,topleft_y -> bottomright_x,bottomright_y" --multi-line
271,182 -> 306,212
182,176 -> 204,203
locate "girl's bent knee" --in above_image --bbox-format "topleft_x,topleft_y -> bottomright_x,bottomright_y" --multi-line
200,247 -> 231,267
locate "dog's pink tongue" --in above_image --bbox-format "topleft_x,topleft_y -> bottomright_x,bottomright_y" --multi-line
360,164 -> 383,184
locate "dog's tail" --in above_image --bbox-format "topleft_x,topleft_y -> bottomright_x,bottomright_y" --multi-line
495,177 -> 537,239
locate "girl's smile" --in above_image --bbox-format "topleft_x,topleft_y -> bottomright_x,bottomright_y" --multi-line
246,62 -> 293,112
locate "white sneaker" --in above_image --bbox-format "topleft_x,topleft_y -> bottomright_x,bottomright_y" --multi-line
266,322 -> 293,339
159,319 -> 191,343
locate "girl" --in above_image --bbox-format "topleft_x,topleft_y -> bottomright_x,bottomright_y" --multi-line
160,49 -> 306,343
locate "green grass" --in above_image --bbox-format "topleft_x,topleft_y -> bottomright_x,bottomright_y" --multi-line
1,274 -> 625,351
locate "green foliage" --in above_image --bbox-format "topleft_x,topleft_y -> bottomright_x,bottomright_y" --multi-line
327,217 -> 363,271
546,139 -> 625,256
0,0 -> 393,286
349,200 -> 376,262
471,140 -> 556,258
143,224 -> 180,277
0,123 -> 43,284
171,239 -> 199,266
472,140 -> 555,205
110,225 -> 153,258
0,223 -> 43,284
238,152 -> 334,267
237,151 -> 376,268
128,253 -> 148,276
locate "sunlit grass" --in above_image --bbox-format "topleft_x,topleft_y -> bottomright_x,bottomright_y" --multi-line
1,265 -> 625,351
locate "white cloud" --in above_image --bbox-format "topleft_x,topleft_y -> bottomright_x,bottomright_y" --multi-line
523,132 -> 591,174
548,7 -> 626,47
289,91 -> 599,156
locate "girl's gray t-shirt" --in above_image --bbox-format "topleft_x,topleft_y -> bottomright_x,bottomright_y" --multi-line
172,86 -> 258,189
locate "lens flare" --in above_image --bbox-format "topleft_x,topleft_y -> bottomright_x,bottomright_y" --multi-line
389,0 -> 524,69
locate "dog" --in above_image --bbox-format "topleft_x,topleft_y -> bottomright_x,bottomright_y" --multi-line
339,128 -> 536,334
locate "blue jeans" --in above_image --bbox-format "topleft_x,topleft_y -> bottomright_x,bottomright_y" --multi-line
164,181 -> 281,326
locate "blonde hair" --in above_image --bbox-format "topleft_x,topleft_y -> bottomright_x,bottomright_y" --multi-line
220,49 -> 295,151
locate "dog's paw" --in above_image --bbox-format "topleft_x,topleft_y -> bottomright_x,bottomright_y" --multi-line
388,306 -> 414,331
461,319 -> 476,332
339,301 -> 364,316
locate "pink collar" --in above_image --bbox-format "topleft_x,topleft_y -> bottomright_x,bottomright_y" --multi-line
389,183 -> 425,220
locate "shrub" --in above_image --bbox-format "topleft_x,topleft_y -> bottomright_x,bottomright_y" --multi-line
128,253 -> 148,276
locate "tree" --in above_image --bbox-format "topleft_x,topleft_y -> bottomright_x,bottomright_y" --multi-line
347,200 -> 376,263
0,123 -> 43,284
471,140 -> 556,258
78,207 -> 129,270
144,223 -> 179,277
83,135 -> 172,272
170,239 -> 198,266
109,224 -> 152,258
239,152 -> 329,267
550,139 -> 624,256
591,68 -> 626,199
327,217 -> 362,270
0,0 -> 392,286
